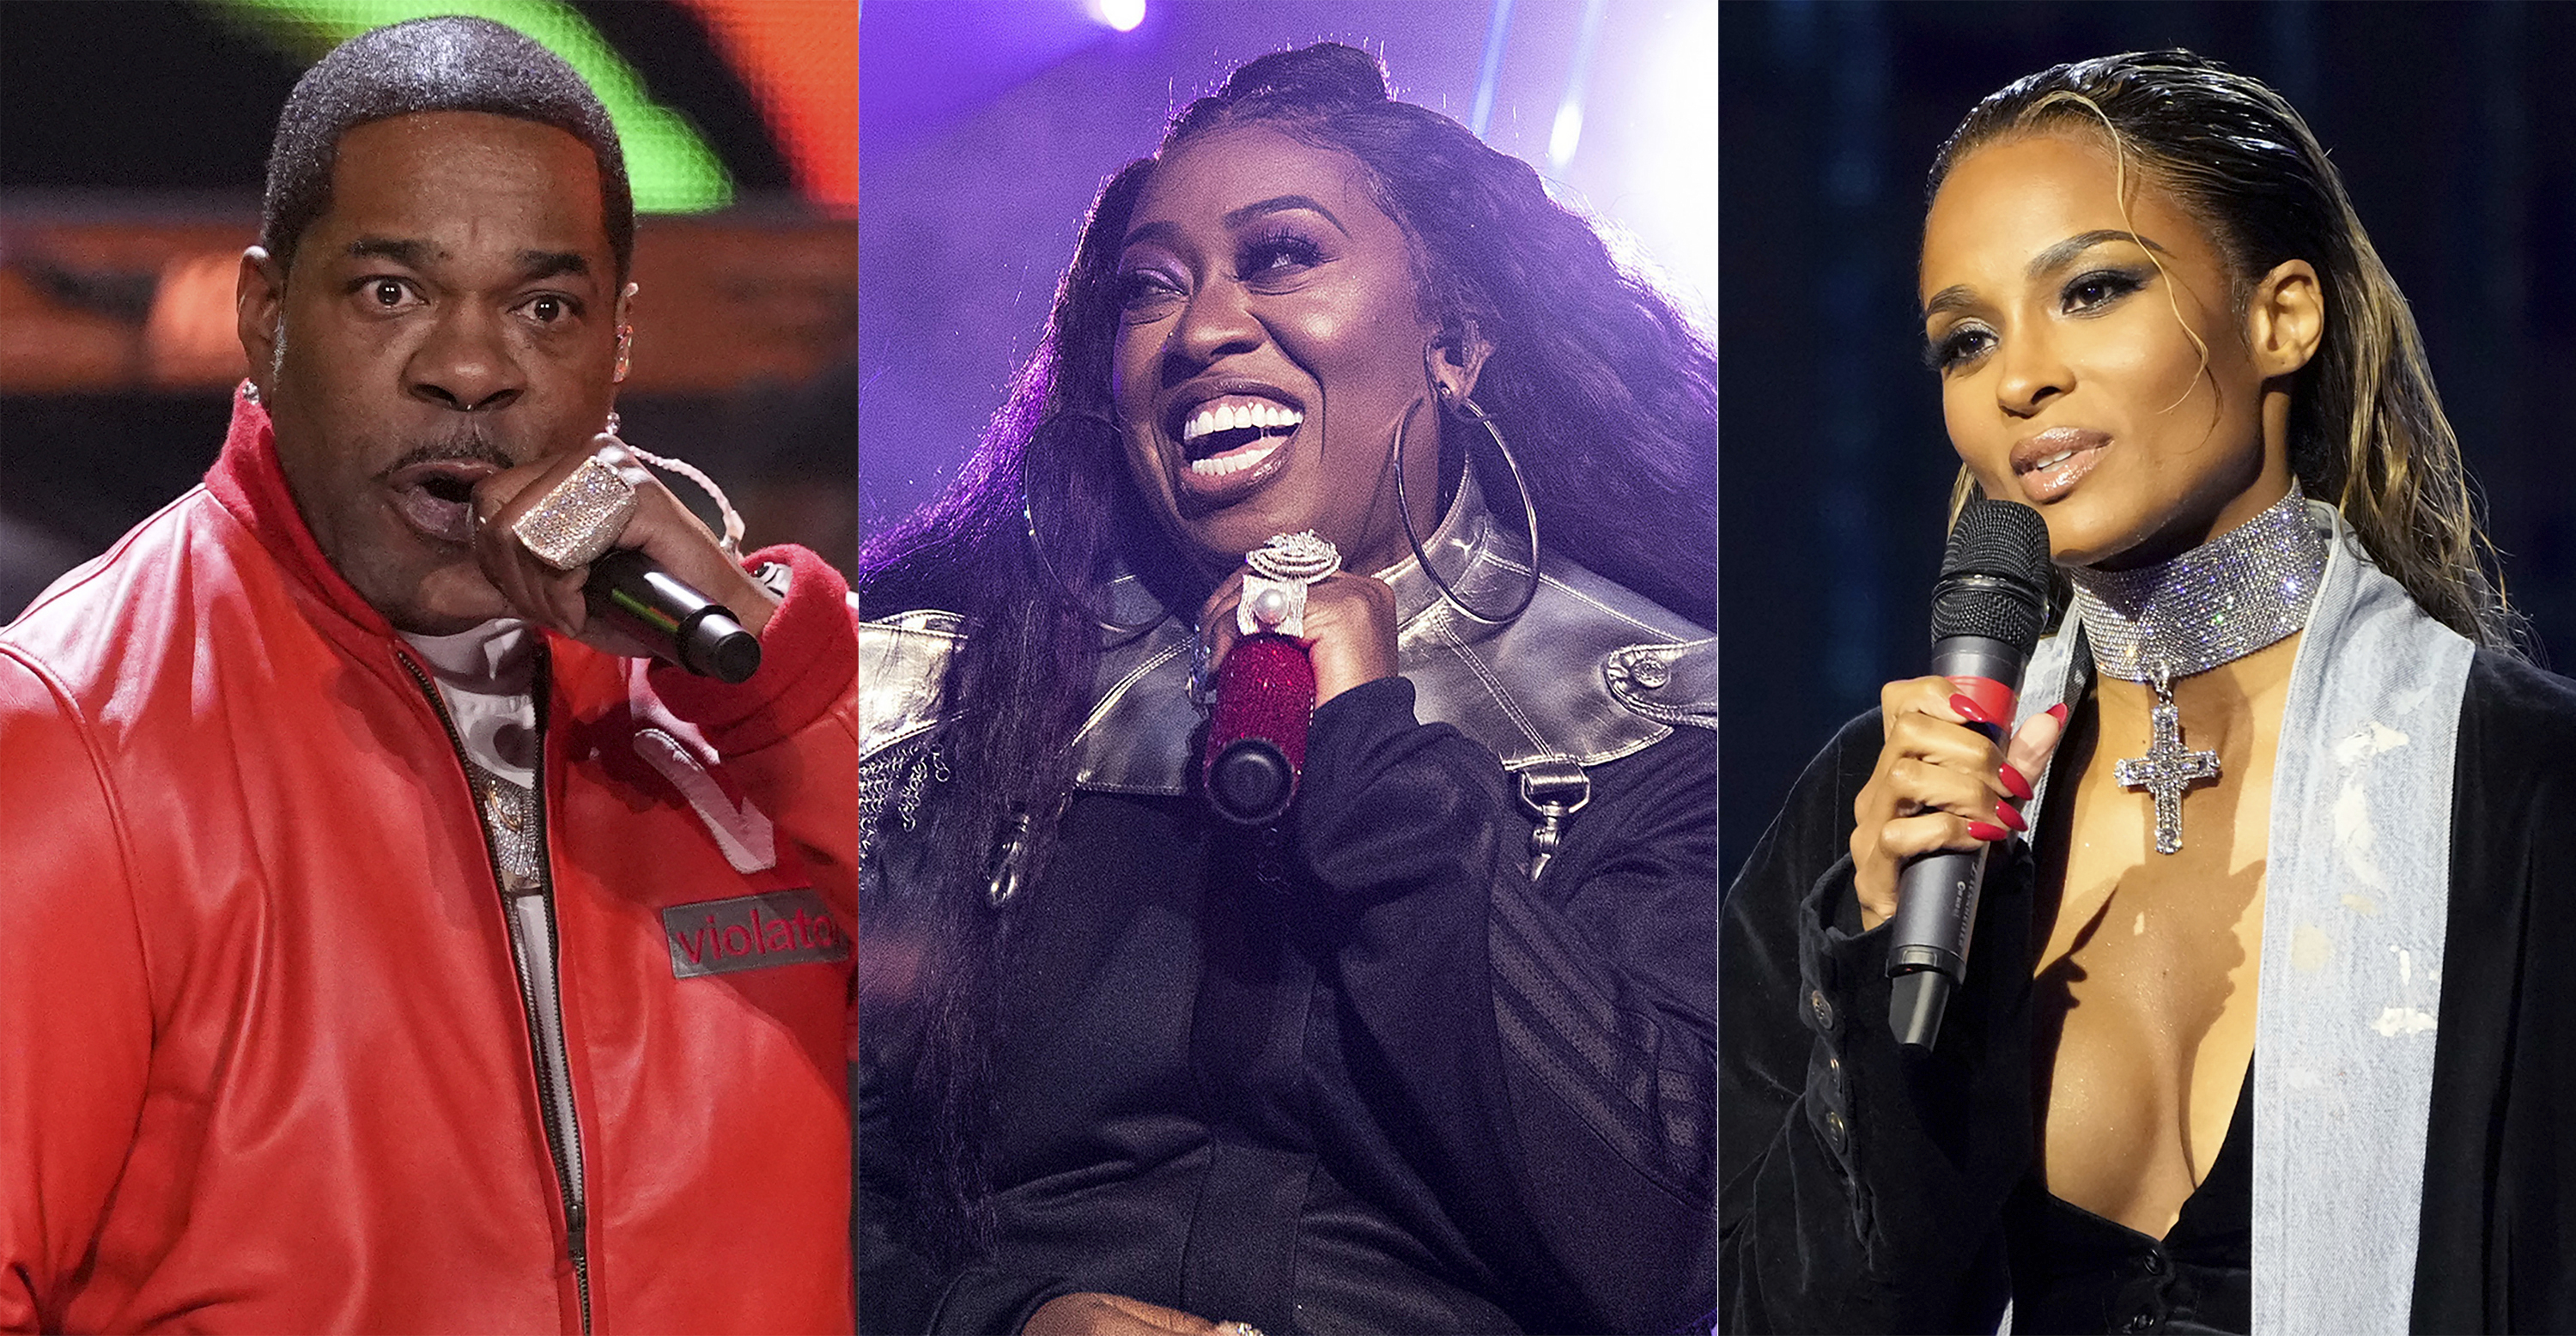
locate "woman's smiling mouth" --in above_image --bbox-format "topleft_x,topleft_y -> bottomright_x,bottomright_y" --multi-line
1173,393 -> 1303,496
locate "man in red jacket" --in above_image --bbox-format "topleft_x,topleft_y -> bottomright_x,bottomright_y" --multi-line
0,17 -> 855,1333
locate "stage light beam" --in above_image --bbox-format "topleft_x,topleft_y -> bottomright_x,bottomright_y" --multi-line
1546,0 -> 1609,171
1092,0 -> 1145,33
1548,103 -> 1584,169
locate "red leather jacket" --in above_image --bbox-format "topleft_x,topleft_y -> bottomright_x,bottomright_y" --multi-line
0,395 -> 858,1333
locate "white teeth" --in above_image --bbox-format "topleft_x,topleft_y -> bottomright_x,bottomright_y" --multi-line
1181,398 -> 1304,444
1187,434 -> 1285,477
2034,450 -> 2075,471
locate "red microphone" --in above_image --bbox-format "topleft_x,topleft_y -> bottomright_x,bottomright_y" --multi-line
1203,634 -> 1316,825
1203,531 -> 1341,826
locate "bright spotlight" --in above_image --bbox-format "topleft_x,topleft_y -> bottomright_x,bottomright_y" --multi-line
1548,101 -> 1584,170
1091,0 -> 1145,33
1615,3 -> 1718,311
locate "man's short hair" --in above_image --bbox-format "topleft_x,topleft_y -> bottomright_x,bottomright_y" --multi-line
260,15 -> 635,282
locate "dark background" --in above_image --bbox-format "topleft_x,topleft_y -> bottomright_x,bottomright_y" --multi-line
1720,1 -> 2576,880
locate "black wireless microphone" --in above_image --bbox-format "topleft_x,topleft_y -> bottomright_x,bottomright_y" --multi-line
584,549 -> 762,683
1886,498 -> 2051,1050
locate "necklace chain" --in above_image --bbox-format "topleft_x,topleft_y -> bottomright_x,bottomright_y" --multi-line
2070,485 -> 2329,854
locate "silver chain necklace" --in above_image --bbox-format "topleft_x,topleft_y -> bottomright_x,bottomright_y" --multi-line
2066,483 -> 2330,853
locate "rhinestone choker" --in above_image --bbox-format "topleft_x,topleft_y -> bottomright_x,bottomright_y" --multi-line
2068,483 -> 2330,855
2068,483 -> 2330,684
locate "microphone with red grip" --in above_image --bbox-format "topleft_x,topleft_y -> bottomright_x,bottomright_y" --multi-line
1203,634 -> 1318,826
1886,497 -> 2052,1051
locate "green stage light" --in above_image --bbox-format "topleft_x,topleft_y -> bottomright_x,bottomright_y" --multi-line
208,0 -> 735,213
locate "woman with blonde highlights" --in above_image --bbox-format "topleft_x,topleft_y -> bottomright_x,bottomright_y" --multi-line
1722,51 -> 2576,1333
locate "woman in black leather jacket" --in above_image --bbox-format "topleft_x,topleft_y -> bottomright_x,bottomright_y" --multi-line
856,42 -> 1717,1336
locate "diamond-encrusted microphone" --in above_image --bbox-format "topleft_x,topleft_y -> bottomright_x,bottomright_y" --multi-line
1204,532 -> 1339,826
1887,498 -> 2051,1050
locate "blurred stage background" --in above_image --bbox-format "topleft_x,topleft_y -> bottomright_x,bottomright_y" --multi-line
859,0 -> 1718,534
1722,3 -> 2576,879
0,0 -> 857,621
17,3 -> 2566,888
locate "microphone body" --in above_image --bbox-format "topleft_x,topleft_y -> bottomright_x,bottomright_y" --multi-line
584,548 -> 762,683
1203,634 -> 1316,826
1886,501 -> 2052,1050
1885,635 -> 2021,1047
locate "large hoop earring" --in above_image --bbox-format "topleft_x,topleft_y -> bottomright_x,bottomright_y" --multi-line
1020,448 -> 1165,637
1391,386 -> 1541,627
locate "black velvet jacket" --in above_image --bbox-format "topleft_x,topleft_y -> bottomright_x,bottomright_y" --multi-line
1719,650 -> 2576,1334
863,678 -> 1717,1334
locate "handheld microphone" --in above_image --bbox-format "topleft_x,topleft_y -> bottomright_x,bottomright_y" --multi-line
1886,498 -> 2051,1050
584,548 -> 762,683
1203,634 -> 1317,825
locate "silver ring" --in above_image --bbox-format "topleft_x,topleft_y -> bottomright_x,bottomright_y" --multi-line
511,453 -> 639,569
1237,531 -> 1340,637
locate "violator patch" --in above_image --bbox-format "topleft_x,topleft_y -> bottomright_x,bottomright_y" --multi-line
663,890 -> 850,979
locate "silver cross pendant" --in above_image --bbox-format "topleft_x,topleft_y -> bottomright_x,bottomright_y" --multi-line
2113,665 -> 2221,854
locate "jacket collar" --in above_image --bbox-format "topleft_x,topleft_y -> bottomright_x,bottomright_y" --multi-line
853,474 -> 1716,786
1084,464 -> 1504,636
204,383 -> 400,639
1070,470 -> 1713,793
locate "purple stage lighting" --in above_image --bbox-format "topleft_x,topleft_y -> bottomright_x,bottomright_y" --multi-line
1091,0 -> 1146,33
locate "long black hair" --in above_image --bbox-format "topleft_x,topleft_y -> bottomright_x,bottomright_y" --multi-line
856,41 -> 1714,1261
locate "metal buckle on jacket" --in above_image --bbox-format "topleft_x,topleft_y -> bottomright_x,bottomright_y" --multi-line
1517,756 -> 1591,880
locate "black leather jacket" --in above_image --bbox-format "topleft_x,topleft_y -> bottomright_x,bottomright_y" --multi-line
856,477 -> 1716,1333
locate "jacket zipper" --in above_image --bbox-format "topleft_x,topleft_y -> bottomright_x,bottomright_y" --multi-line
398,648 -> 593,1336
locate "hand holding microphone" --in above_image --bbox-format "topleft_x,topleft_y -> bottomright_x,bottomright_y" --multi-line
472,437 -> 775,681
1198,532 -> 1398,825
1848,499 -> 2061,1048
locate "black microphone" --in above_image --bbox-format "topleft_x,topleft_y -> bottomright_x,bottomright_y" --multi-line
584,548 -> 762,683
1886,498 -> 2051,1050
1203,634 -> 1316,825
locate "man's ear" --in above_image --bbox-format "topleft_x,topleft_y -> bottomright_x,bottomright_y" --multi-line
611,281 -> 637,385
2247,258 -> 2324,381
1431,314 -> 1494,403
236,246 -> 286,398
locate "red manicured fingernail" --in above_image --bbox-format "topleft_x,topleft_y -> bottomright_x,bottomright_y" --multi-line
1996,801 -> 2027,833
1999,763 -> 2033,802
1950,693 -> 1993,725
1967,821 -> 2009,841
2046,702 -> 2070,725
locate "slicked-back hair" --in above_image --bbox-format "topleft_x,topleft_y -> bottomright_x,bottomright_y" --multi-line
260,15 -> 634,283
1929,50 -> 2517,651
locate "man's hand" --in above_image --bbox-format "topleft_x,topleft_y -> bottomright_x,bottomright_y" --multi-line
1024,1292 -> 1254,1336
470,437 -> 778,659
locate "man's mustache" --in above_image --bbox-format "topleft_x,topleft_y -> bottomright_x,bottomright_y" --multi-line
380,426 -> 519,477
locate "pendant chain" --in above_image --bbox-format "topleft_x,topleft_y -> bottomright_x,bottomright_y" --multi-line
2073,487 -> 2329,854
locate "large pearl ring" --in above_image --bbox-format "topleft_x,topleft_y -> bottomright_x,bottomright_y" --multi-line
1236,531 -> 1341,637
